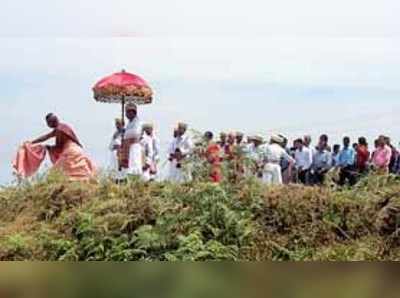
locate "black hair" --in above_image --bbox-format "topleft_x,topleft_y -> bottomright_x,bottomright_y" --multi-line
333,144 -> 340,151
294,138 -> 303,145
45,113 -> 55,120
320,134 -> 328,142
358,137 -> 367,146
204,131 -> 213,140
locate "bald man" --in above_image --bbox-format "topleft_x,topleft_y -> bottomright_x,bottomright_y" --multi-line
31,113 -> 95,180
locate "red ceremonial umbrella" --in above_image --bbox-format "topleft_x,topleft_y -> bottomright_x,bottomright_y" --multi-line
93,70 -> 153,126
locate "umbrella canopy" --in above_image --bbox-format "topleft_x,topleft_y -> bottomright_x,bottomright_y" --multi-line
93,70 -> 153,104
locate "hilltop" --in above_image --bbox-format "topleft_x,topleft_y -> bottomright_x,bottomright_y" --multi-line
1,173 -> 400,261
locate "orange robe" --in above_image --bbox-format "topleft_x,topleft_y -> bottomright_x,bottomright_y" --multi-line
13,123 -> 96,181
48,124 -> 96,180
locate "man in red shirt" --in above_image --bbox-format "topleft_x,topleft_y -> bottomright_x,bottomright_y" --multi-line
356,137 -> 370,174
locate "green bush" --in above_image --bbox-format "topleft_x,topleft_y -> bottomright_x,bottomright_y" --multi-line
1,173 -> 400,260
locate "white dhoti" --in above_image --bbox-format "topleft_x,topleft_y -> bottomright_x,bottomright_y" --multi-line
127,143 -> 143,176
109,153 -> 127,180
167,160 -> 192,183
108,136 -> 126,180
262,162 -> 283,185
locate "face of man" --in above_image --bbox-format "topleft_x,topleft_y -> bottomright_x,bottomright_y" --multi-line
343,137 -> 350,147
115,121 -> 124,131
46,115 -> 59,128
378,136 -> 386,147
236,135 -> 243,144
177,126 -> 186,136
319,136 -> 327,147
204,132 -> 213,142
228,134 -> 235,145
318,140 -> 326,150
144,127 -> 153,136
304,136 -> 311,146
125,108 -> 137,121
333,146 -> 340,154
295,141 -> 303,150
220,134 -> 227,143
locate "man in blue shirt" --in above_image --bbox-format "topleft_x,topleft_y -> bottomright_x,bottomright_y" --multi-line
338,136 -> 356,186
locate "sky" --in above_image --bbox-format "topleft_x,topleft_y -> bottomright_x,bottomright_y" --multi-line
1,0 -> 400,184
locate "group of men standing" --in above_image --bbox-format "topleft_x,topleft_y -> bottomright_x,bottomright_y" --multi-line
108,103 -> 197,183
199,132 -> 398,186
108,103 -> 160,182
108,102 -> 398,186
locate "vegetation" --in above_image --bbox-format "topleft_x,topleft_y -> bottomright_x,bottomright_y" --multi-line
1,171 -> 400,261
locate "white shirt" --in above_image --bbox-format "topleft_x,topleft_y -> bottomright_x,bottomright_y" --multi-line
125,117 -> 142,140
152,136 -> 160,163
108,130 -> 123,172
141,134 -> 160,164
141,134 -> 154,165
247,143 -> 264,162
295,147 -> 312,170
169,133 -> 194,156
109,131 -> 123,151
264,143 -> 295,164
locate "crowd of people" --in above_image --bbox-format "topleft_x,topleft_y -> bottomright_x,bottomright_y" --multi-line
15,103 -> 399,187
107,104 -> 399,186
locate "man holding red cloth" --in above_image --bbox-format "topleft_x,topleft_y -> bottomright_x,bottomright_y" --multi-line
14,113 -> 96,180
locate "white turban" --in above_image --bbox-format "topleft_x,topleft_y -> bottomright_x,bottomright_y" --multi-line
125,102 -> 137,111
270,134 -> 284,144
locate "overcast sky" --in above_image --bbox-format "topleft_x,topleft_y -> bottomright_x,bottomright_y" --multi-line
1,1 -> 399,184
1,0 -> 400,37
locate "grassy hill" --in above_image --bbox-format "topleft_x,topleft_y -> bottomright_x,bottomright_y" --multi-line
1,173 -> 400,261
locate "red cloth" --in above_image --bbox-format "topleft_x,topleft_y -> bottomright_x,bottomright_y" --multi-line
356,145 -> 370,172
13,143 -> 47,177
13,141 -> 95,180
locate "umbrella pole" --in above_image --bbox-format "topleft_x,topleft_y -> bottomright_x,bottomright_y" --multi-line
119,95 -> 125,171
121,95 -> 125,127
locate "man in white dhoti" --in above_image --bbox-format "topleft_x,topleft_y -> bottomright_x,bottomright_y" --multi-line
141,123 -> 160,181
121,103 -> 143,177
167,123 -> 194,183
108,118 -> 125,180
262,135 -> 295,185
